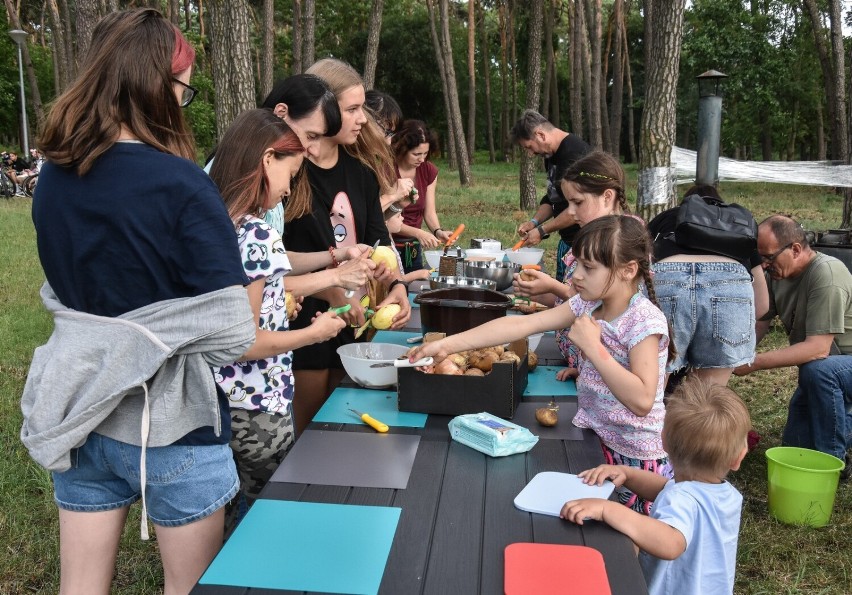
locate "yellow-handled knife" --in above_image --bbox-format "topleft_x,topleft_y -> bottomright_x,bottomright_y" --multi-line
349,408 -> 389,433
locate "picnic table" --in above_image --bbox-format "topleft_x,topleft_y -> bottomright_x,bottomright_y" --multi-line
192,295 -> 648,595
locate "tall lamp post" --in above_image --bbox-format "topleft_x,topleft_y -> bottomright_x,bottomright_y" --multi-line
9,29 -> 30,157
695,69 -> 727,187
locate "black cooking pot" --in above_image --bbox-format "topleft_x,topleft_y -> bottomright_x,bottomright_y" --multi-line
414,287 -> 512,335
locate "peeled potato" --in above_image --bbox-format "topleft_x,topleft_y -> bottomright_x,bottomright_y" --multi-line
284,292 -> 297,319
371,246 -> 399,271
372,304 -> 401,329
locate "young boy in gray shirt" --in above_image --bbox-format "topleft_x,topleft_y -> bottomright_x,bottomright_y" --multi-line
560,377 -> 751,595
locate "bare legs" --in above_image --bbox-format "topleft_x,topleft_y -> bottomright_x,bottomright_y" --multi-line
58,506 -> 225,595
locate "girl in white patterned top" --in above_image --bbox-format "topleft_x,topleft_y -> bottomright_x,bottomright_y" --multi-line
411,215 -> 675,514
209,109 -> 351,522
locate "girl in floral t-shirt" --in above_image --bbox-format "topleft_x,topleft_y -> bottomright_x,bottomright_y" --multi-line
209,109 -> 348,517
412,216 -> 675,514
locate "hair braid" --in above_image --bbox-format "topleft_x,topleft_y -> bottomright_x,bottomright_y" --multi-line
641,266 -> 676,365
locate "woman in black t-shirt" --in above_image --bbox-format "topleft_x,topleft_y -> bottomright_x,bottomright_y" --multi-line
285,58 -> 412,433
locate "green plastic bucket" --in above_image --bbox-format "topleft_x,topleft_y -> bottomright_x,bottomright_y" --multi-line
765,447 -> 844,527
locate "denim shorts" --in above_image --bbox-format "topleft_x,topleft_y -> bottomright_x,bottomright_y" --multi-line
651,261 -> 755,373
53,433 -> 239,527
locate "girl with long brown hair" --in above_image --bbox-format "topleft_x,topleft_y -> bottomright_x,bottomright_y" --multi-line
210,109 -> 355,526
26,9 -> 255,593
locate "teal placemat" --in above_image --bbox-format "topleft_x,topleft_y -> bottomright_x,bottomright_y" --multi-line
314,386 -> 428,428
199,500 -> 400,594
408,293 -> 419,308
524,366 -> 578,397
372,329 -> 421,346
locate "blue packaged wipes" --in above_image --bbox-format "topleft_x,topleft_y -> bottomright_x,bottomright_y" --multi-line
448,412 -> 539,457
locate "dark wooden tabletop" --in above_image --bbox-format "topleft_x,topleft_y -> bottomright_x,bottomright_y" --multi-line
193,313 -> 649,595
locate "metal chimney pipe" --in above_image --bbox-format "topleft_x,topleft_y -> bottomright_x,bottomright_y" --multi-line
695,70 -> 727,186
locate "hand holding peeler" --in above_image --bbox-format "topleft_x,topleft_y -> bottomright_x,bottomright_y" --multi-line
369,357 -> 433,368
349,408 -> 389,433
344,239 -> 381,299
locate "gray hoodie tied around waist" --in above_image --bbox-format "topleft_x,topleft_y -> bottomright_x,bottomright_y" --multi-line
21,282 -> 256,473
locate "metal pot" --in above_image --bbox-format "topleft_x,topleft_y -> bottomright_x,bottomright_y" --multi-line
429,276 -> 497,291
414,287 -> 512,335
463,260 -> 519,291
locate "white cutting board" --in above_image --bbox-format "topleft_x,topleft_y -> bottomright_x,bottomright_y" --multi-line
514,471 -> 616,517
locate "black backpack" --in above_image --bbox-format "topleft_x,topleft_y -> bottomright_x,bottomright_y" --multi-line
674,194 -> 757,261
0,171 -> 14,198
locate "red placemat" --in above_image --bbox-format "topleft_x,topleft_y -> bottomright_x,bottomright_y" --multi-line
504,543 -> 611,595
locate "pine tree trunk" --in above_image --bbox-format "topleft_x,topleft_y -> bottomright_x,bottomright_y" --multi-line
828,0 -> 851,227
198,0 -> 205,38
292,0 -> 303,74
802,0 -> 837,161
520,0 -> 543,210
499,0 -> 510,161
623,7 -> 637,163
363,0 -> 384,89
209,0 -> 257,137
585,0 -> 602,149
466,0 -> 476,162
168,0 -> 181,25
302,0 -> 316,69
637,0 -> 685,220
578,0 -> 594,146
479,0 -> 495,163
427,0 -> 457,169
47,0 -> 69,93
438,0 -> 472,185
184,0 -> 192,31
509,0 -> 518,137
4,0 -> 45,129
541,0 -> 554,119
260,0 -> 274,98
569,1 -> 583,136
75,0 -> 101,65
58,0 -> 75,74
609,0 -> 624,157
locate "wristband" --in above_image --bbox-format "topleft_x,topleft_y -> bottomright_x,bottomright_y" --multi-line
388,279 -> 408,295
329,246 -> 340,268
530,218 -> 539,226
432,227 -> 444,235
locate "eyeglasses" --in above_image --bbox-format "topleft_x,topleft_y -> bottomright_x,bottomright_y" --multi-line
761,242 -> 793,264
172,78 -> 198,108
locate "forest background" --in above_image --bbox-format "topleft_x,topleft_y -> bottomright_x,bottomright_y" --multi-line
2,0 -> 852,224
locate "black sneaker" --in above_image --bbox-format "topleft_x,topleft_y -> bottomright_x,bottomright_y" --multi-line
841,453 -> 851,482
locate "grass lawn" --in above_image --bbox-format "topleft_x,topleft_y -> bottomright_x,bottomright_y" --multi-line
1,155 -> 850,594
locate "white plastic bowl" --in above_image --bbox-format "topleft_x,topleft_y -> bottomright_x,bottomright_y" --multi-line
424,250 -> 444,270
527,332 -> 543,352
504,247 -> 544,266
337,343 -> 410,388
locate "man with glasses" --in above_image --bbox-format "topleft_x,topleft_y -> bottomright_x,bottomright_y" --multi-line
735,215 -> 852,478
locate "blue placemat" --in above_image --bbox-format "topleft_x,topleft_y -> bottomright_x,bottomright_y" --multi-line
200,500 -> 400,594
372,329 -> 422,346
524,366 -> 578,397
314,386 -> 428,428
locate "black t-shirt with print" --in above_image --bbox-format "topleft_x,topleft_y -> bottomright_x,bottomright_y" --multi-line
284,149 -> 388,369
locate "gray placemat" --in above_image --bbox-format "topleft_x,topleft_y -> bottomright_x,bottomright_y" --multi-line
270,430 -> 421,489
511,401 -> 584,440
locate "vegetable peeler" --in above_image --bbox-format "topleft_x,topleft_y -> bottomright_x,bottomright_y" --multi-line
349,408 -> 389,433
